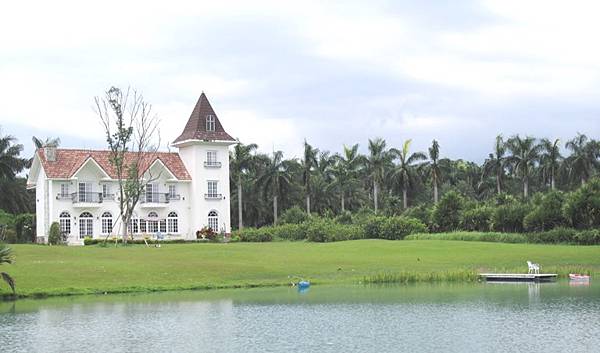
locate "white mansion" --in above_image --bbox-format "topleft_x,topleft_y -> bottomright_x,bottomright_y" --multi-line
27,93 -> 236,244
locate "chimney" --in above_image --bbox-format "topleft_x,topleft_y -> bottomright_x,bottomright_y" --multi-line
44,144 -> 57,162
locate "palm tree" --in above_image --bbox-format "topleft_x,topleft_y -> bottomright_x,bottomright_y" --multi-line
0,243 -> 15,294
565,133 -> 600,186
32,136 -> 61,149
482,135 -> 508,194
302,140 -> 319,214
0,131 -> 27,180
539,138 -> 562,190
230,142 -> 258,230
506,135 -> 542,199
331,144 -> 362,212
365,138 -> 392,212
426,140 -> 442,203
389,139 -> 427,209
257,151 -> 294,225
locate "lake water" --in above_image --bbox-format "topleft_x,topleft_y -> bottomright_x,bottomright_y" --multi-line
1,282 -> 599,353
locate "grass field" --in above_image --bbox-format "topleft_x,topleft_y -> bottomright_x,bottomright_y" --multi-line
2,239 -> 600,299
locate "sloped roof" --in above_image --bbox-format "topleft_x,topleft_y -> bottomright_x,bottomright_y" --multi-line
36,148 -> 191,180
173,93 -> 235,143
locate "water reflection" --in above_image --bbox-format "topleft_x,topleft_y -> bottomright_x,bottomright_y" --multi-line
1,283 -> 599,353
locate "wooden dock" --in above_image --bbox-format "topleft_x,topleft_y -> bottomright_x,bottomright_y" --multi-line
480,273 -> 558,283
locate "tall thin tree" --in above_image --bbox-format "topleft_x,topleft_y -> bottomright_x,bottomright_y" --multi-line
389,139 -> 427,209
506,135 -> 542,199
482,135 -> 507,194
539,138 -> 562,190
365,138 -> 391,212
302,140 -> 319,214
230,142 -> 258,230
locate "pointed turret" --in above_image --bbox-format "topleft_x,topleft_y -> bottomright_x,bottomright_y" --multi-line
173,93 -> 235,144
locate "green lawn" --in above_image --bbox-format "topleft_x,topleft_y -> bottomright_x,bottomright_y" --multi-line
2,240 -> 600,298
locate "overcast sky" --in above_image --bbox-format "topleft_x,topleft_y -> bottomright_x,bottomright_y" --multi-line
1,0 -> 599,163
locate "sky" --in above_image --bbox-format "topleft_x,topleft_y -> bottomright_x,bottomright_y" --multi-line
1,0 -> 599,163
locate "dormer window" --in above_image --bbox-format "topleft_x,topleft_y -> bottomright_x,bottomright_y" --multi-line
206,114 -> 215,131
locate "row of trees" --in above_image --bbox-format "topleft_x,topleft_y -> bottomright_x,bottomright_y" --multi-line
230,134 -> 600,229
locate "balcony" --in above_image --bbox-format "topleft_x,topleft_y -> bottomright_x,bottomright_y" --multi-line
71,192 -> 104,207
204,193 -> 223,200
140,192 -> 180,207
204,161 -> 222,168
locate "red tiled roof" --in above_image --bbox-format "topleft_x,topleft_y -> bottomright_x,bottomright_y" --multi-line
173,92 -> 235,143
37,149 -> 191,180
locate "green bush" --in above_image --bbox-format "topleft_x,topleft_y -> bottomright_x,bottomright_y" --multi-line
48,222 -> 61,245
406,231 -> 528,243
402,205 -> 432,227
84,238 -> 200,245
563,178 -> 600,229
360,215 -> 387,239
280,206 -> 309,225
523,191 -> 566,232
431,191 -> 464,232
0,209 -> 15,229
461,206 -> 493,231
234,227 -> 274,242
492,202 -> 528,233
573,229 -> 600,245
305,218 -> 363,242
334,210 -> 353,225
271,223 -> 305,241
526,227 -> 576,244
379,217 -> 428,240
2,228 -> 17,244
14,213 -> 35,243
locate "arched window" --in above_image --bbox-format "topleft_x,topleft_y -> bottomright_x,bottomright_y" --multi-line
147,212 -> 159,233
208,210 -> 218,232
206,114 -> 215,131
128,213 -> 139,234
101,212 -> 113,234
167,212 -> 178,233
79,212 -> 93,239
59,211 -> 71,236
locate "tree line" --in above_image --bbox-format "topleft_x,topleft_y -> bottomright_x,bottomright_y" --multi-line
229,134 -> 600,229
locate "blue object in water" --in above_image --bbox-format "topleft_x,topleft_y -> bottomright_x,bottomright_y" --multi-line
298,281 -> 310,288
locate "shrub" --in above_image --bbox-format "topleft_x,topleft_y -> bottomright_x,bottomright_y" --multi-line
48,222 -> 61,245
2,229 -> 17,244
271,223 -> 305,241
573,229 -> 600,245
461,206 -> 493,231
402,205 -> 432,227
196,227 -> 216,240
0,209 -> 15,229
523,191 -> 566,232
379,217 -> 428,240
334,211 -> 353,225
526,227 -> 576,244
305,218 -> 362,242
431,191 -> 464,232
280,206 -> 309,225
406,231 -> 527,243
14,213 -> 35,243
234,227 -> 273,242
563,178 -> 600,229
492,202 -> 528,233
360,215 -> 387,239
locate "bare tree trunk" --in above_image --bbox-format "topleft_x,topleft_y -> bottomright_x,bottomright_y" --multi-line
273,195 -> 278,225
433,181 -> 438,204
524,178 -> 529,199
551,172 -> 555,190
582,176 -> 586,186
237,175 -> 243,230
403,188 -> 408,209
373,182 -> 379,212
306,195 -> 310,214
341,194 -> 345,212
496,173 -> 502,194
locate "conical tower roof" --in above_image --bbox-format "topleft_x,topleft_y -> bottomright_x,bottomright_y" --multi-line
173,93 -> 235,144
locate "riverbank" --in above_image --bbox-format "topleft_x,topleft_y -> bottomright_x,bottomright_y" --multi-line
2,240 -> 599,299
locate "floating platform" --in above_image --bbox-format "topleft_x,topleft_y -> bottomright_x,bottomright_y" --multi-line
480,273 -> 558,283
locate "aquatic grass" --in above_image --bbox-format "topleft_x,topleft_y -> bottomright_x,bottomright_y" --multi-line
363,270 -> 479,284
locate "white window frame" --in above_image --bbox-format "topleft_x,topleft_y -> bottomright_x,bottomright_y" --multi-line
60,183 -> 70,197
206,150 -> 217,165
206,114 -> 215,131
147,212 -> 159,233
101,212 -> 113,235
207,180 -> 218,197
79,212 -> 93,239
78,182 -> 92,202
168,184 -> 177,199
208,210 -> 219,232
59,211 -> 71,235
146,183 -> 158,203
167,212 -> 178,233
102,184 -> 110,198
